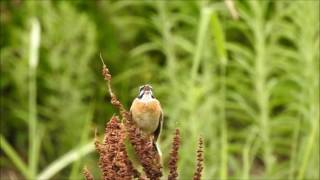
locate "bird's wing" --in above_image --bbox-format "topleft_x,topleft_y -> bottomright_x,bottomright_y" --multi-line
153,110 -> 163,142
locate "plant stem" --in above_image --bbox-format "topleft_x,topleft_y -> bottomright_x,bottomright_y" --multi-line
69,107 -> 94,179
0,135 -> 32,179
211,11 -> 228,179
37,142 -> 95,180
242,129 -> 257,179
252,1 -> 273,174
28,18 -> 41,179
289,118 -> 300,179
220,67 -> 228,180
191,6 -> 212,83
297,124 -> 319,180
157,1 -> 178,87
297,4 -> 319,176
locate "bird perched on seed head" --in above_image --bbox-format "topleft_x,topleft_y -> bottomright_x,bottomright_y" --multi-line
130,84 -> 163,156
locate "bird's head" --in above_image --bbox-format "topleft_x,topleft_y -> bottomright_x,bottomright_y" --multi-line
138,84 -> 154,100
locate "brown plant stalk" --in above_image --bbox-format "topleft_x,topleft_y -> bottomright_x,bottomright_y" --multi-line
95,116 -> 136,180
100,55 -> 127,118
193,137 -> 204,180
84,57 -> 204,180
101,58 -> 162,179
168,129 -> 180,180
125,118 -> 163,180
83,166 -> 94,180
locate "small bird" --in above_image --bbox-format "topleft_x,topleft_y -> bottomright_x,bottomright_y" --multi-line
130,84 -> 163,155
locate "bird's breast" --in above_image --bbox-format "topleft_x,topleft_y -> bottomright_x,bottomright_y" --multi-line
130,99 -> 162,134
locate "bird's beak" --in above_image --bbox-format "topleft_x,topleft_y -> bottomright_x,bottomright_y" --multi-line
144,90 -> 151,95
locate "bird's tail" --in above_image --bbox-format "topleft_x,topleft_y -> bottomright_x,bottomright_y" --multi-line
153,142 -> 163,164
155,142 -> 162,157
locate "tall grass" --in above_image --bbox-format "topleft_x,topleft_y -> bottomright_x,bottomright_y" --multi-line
1,1 -> 97,179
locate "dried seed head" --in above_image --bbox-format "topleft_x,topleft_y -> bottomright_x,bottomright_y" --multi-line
125,118 -> 162,180
100,61 -> 162,179
100,54 -> 112,81
83,166 -> 94,180
94,116 -> 136,180
168,129 -> 180,180
193,137 -> 204,180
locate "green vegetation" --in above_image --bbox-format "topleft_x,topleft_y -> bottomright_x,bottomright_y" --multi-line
0,0 -> 319,179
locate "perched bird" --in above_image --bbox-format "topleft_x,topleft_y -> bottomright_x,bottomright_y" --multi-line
130,84 -> 163,155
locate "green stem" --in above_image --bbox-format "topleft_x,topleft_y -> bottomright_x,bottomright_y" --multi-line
220,67 -> 228,180
242,129 -> 257,179
37,142 -> 95,180
211,11 -> 228,179
297,124 -> 318,180
28,18 -> 41,179
289,118 -> 301,179
0,135 -> 32,179
252,2 -> 273,174
157,1 -> 176,83
191,6 -> 212,83
69,107 -> 94,179
297,8 -> 319,176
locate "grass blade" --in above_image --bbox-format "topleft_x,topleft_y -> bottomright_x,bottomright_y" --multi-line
211,11 -> 228,179
37,142 -> 95,180
0,135 -> 31,179
28,17 -> 41,178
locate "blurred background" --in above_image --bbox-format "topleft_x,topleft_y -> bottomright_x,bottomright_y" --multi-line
0,0 -> 319,179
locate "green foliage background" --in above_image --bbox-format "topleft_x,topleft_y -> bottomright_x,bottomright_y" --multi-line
0,0 -> 319,179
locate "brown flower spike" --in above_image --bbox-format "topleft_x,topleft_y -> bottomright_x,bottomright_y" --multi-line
83,166 -> 94,180
95,116 -> 135,180
101,58 -> 162,179
125,118 -> 163,180
83,56 -> 205,180
193,137 -> 204,180
168,129 -> 180,180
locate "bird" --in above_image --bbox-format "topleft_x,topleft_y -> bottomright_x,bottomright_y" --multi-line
130,84 -> 163,156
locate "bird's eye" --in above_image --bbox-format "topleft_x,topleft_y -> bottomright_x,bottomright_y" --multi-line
139,86 -> 144,92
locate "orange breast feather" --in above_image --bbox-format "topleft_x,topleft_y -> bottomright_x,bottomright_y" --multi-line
132,100 -> 160,113
131,99 -> 161,134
